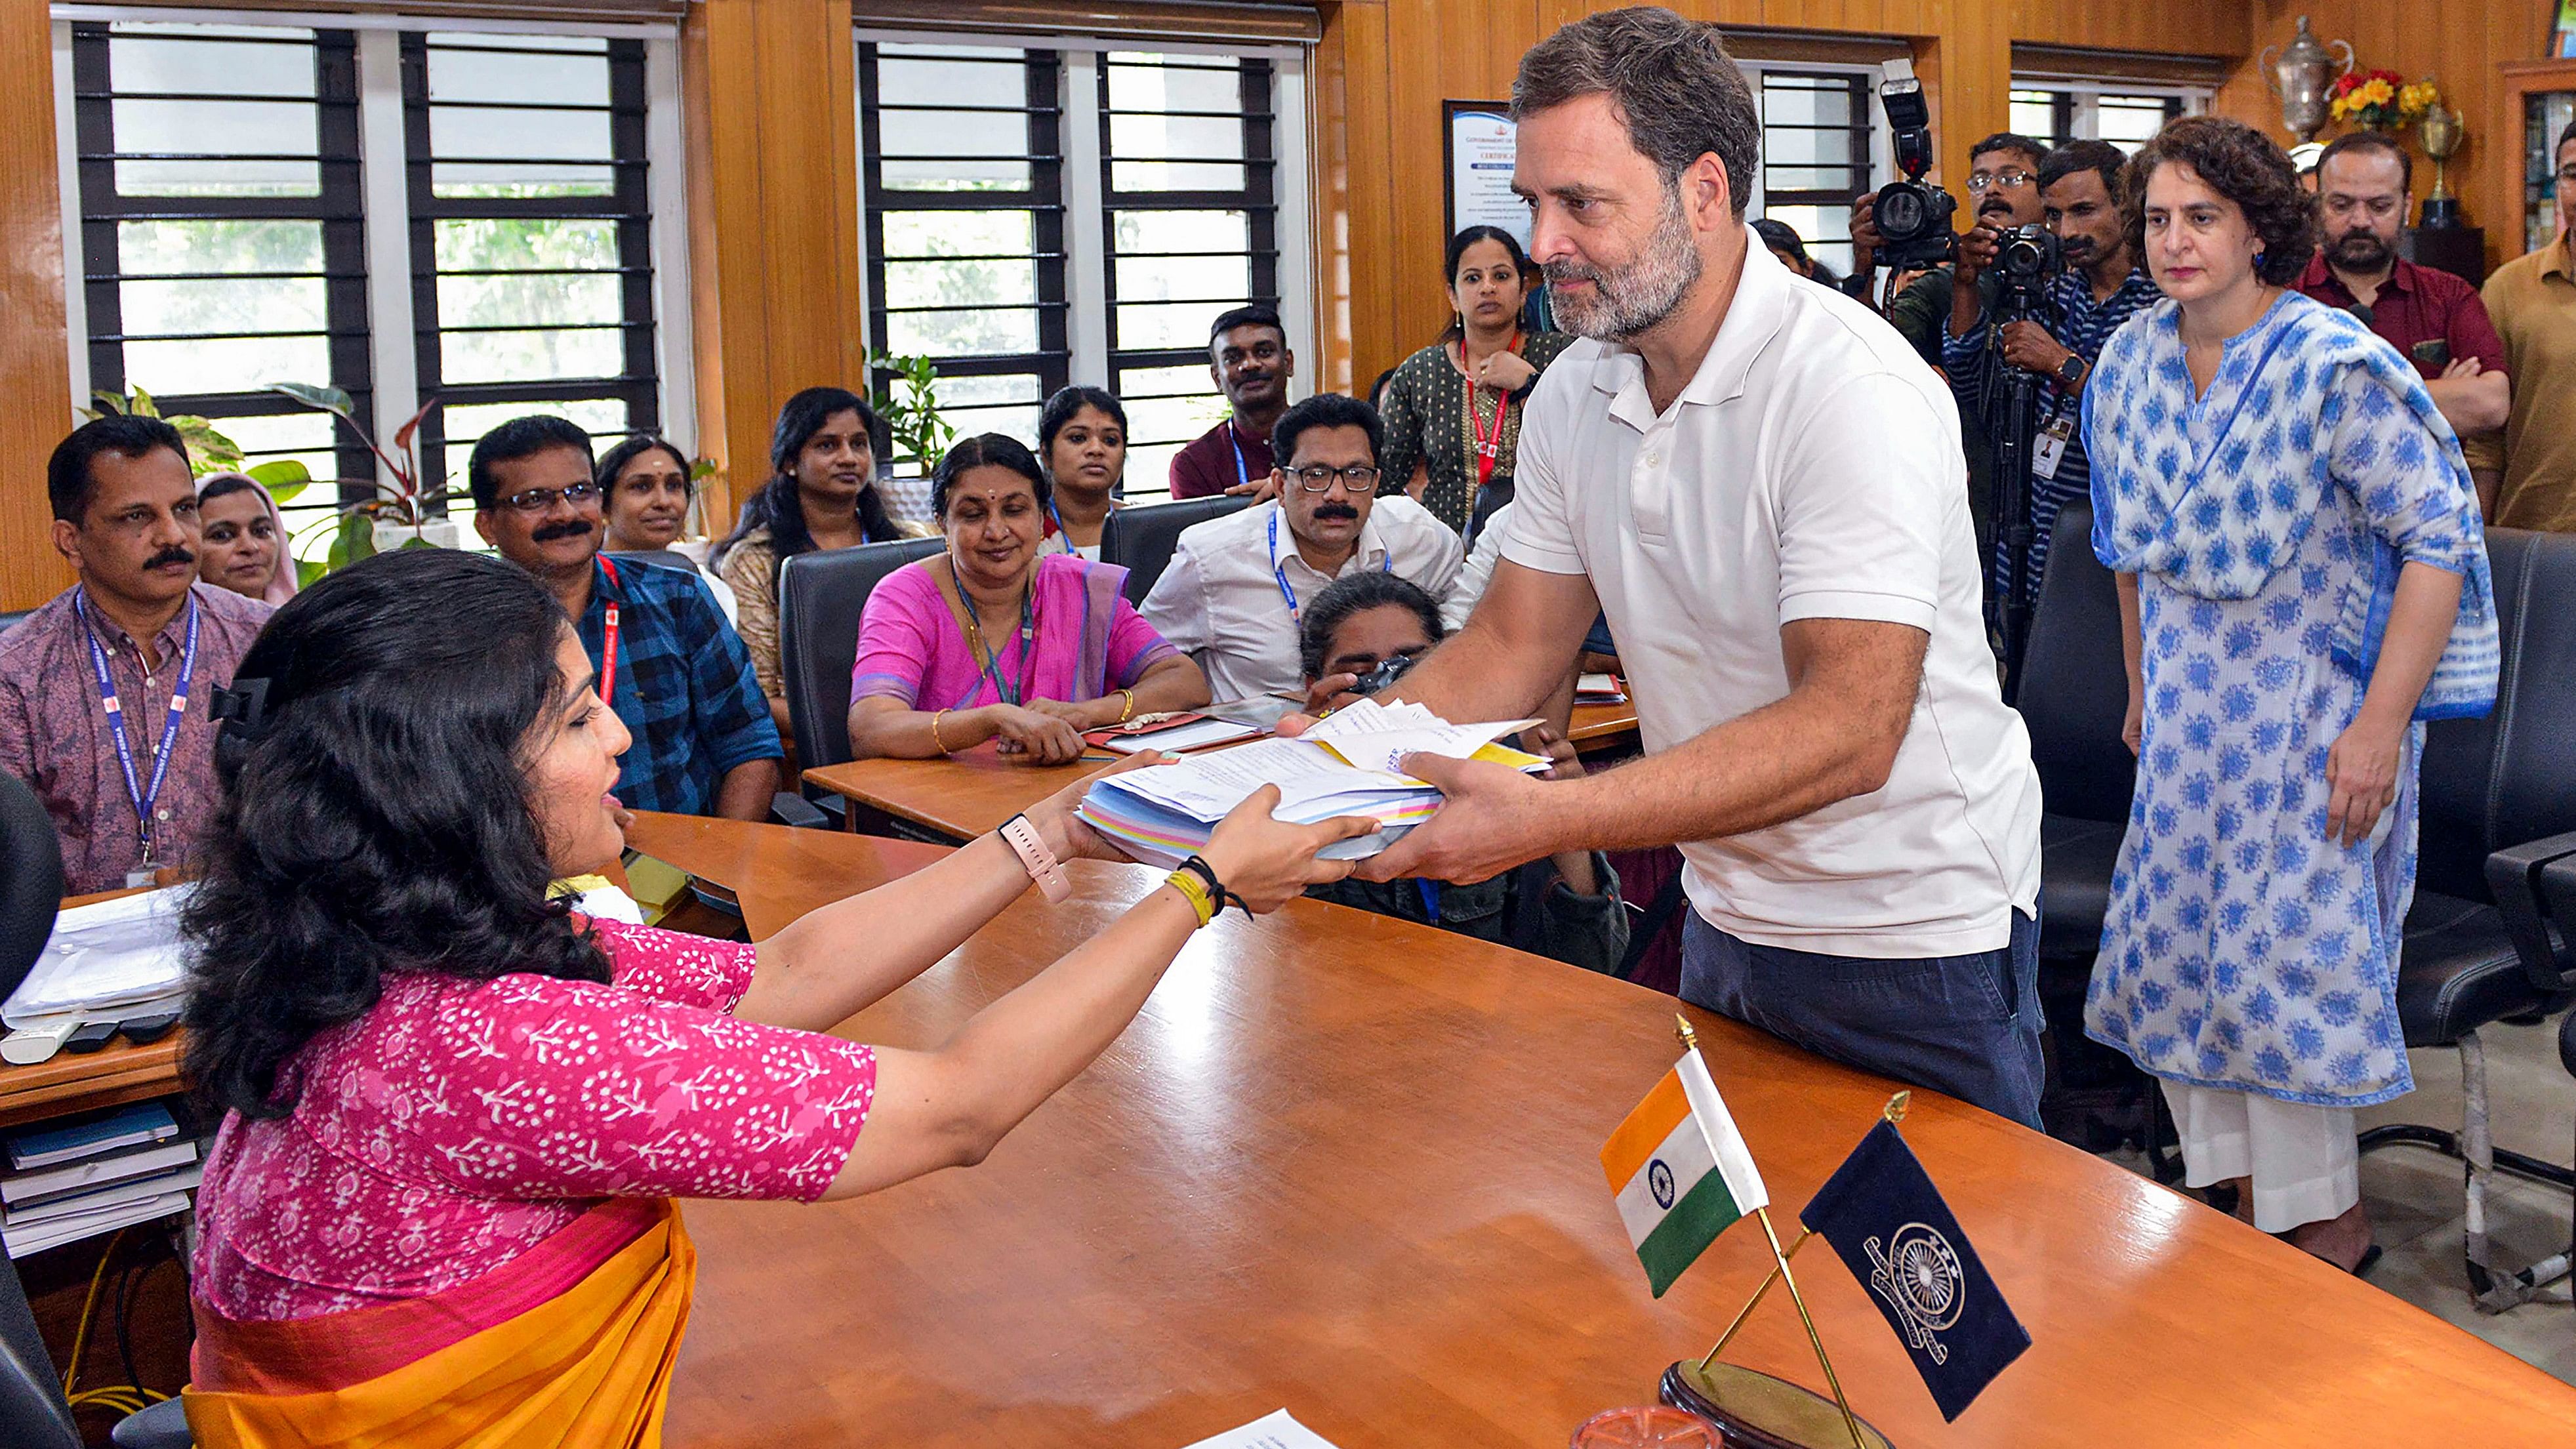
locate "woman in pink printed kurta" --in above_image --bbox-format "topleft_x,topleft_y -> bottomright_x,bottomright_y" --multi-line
174,548 -> 1370,1443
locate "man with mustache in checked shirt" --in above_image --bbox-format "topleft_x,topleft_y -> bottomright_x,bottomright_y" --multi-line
1141,392 -> 1463,704
472,414 -> 783,822
1,416 -> 273,892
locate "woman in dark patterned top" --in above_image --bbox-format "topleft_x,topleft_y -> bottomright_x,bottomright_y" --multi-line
1374,226 -> 1576,537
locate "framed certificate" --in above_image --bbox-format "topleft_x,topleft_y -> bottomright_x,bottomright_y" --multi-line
1442,101 -> 1527,245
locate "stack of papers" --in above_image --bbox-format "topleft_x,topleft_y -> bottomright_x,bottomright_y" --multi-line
3,887 -> 190,1031
1078,700 -> 1548,868
1,1101 -> 202,1258
1094,714 -> 1265,754
1576,672 -> 1627,704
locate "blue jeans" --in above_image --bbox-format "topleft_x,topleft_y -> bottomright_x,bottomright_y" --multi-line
1680,909 -> 2045,1129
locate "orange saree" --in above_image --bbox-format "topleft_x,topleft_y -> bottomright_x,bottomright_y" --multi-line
183,1197 -> 693,1449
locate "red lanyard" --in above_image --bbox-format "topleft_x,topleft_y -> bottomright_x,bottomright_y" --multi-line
594,556 -> 623,705
1465,329 -> 1521,491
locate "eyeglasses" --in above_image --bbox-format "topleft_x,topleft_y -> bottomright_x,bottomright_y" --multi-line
1966,169 -> 2036,194
1286,464 -> 1383,493
499,481 -> 600,514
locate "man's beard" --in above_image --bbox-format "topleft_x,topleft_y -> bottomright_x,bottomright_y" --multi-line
2328,230 -> 2392,271
1543,188 -> 1703,343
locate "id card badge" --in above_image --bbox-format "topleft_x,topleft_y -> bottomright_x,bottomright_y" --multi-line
2032,411 -> 2076,481
125,868 -> 159,889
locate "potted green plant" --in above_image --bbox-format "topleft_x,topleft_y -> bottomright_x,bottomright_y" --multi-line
264,382 -> 449,581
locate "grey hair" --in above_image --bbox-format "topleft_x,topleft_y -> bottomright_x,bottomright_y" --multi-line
1511,6 -> 1759,219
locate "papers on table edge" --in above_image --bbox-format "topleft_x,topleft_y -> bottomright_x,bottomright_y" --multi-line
1176,1410 -> 1343,1449
1,1100 -> 203,1258
1078,701 -> 1548,868
5,885 -> 192,1029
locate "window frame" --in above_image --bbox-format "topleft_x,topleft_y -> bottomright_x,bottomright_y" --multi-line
2006,79 -> 2209,155
1738,59 -> 1893,280
852,26 -> 1311,504
54,5 -> 694,513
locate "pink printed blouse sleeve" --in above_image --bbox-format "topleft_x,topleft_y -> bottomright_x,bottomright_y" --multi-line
390,968 -> 876,1206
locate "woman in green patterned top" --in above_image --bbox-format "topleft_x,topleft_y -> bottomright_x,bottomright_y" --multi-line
1376,226 -> 1576,536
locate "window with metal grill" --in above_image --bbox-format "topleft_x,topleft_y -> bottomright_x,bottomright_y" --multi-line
2011,85 -> 2195,159
859,39 -> 1069,495
71,20 -> 372,524
402,31 -> 659,509
1099,51 -> 1275,499
1751,70 -> 1871,277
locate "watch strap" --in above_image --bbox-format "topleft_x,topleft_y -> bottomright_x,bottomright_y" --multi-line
999,813 -> 1071,903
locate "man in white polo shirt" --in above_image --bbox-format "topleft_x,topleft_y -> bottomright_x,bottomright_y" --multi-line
1142,393 -> 1463,703
1350,7 -> 2046,1126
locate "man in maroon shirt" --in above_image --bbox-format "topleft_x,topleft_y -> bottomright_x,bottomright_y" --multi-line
2295,131 -> 2511,442
1,416 -> 270,892
1168,303 -> 1295,499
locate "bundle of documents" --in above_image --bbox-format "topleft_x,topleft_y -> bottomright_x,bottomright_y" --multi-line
1576,672 -> 1628,705
3,886 -> 190,1031
1,1101 -> 203,1258
1078,699 -> 1550,868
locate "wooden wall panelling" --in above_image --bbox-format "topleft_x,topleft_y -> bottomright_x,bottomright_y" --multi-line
2,6 -> 73,611
682,0 -> 870,533
2217,0 -> 2560,274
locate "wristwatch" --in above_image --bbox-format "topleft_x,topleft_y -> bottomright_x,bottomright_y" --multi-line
2055,352 -> 2087,388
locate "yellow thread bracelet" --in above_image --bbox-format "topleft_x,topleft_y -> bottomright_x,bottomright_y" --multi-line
1166,869 -> 1217,928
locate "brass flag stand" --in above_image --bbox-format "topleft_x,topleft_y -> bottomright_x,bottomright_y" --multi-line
1657,1017 -> 1898,1449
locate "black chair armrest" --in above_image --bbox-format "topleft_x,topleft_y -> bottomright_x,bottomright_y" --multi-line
112,1397 -> 192,1449
769,791 -> 830,831
2484,829 -> 2576,992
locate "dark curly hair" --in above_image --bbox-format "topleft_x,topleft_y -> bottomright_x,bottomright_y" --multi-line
2122,115 -> 2316,289
181,548 -> 610,1120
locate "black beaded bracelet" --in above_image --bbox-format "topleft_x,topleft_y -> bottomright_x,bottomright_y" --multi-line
1175,854 -> 1252,921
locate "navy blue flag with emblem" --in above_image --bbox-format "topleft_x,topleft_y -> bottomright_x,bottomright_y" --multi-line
1797,1120 -> 2030,1421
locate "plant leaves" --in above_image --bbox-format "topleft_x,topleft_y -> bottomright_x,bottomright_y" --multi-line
328,508 -> 376,572
130,386 -> 159,418
399,535 -> 436,549
394,396 -> 439,454
266,380 -> 357,419
296,558 -> 329,589
245,459 -> 311,500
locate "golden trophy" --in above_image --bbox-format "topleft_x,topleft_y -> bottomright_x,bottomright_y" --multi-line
2419,101 -> 2466,228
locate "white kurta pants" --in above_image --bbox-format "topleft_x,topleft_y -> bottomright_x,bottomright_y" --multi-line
2163,1080 -> 2360,1233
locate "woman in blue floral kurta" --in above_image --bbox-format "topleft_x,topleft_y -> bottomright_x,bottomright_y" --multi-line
2082,118 -> 2496,1270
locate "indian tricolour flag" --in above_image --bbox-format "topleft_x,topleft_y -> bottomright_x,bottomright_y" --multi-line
1601,1046 -> 1769,1297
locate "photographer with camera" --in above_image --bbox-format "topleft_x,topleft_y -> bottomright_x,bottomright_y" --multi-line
1942,140 -> 2161,624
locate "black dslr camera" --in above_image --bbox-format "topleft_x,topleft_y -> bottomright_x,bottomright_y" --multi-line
1992,222 -> 2064,287
1871,71 -> 1954,271
1350,650 -> 1421,699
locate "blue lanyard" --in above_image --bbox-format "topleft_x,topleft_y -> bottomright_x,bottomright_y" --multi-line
74,588 -> 201,866
1227,420 -> 1254,493
1266,509 -> 1389,623
1416,878 -> 1442,920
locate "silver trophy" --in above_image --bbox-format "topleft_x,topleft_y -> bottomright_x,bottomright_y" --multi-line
2262,16 -> 2355,145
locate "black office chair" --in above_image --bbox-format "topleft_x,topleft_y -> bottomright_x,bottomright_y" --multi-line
2360,526 -> 2576,1311
603,549 -> 703,577
777,537 -> 947,777
2013,504 -> 2171,1170
1099,496 -> 1250,605
0,777 -> 188,1446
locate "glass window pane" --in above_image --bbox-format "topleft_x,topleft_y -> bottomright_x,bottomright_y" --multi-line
1105,58 -> 1240,113
874,49 -> 1026,110
430,105 -> 611,161
1111,159 -> 1246,192
1108,112 -> 1244,163
1116,379 -> 1229,445
120,276 -> 328,337
1117,301 -> 1237,350
110,33 -> 314,98
113,99 -> 319,196
1759,204 -> 1854,277
118,218 -> 323,276
426,46 -> 609,106
1762,79 -> 1853,128
1116,363 -> 1215,399
1112,209 -> 1247,254
125,335 -> 330,397
2096,96 -> 2173,152
440,326 -> 625,385
880,210 -> 1032,258
884,256 -> 1037,312
884,306 -> 1037,357
436,272 -> 622,331
431,163 -> 613,199
432,217 -> 621,272
930,373 -> 1042,445
1114,253 -> 1248,306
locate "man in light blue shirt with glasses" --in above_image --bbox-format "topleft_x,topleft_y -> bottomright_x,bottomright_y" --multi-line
1140,394 -> 1463,703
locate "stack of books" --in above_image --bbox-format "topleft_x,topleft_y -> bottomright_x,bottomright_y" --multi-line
1,1101 -> 202,1258
1078,699 -> 1549,868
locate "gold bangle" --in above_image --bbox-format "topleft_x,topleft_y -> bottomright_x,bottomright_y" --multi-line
1166,869 -> 1217,928
1116,688 -> 1136,725
930,708 -> 954,755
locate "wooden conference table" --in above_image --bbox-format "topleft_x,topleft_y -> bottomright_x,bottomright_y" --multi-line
802,698 -> 1643,844
621,813 -> 2576,1449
